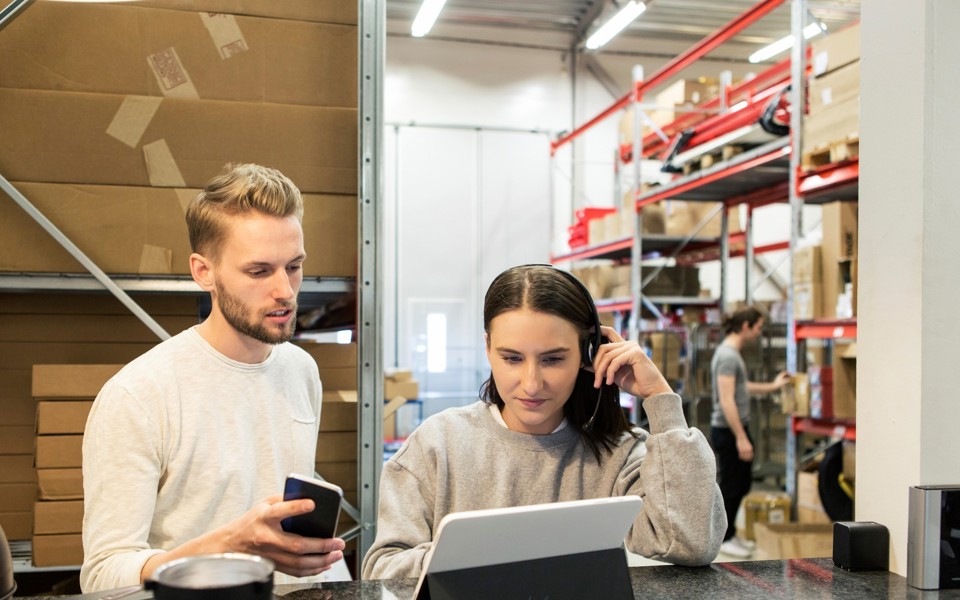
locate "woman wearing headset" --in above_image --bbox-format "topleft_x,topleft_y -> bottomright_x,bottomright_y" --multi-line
362,265 -> 725,579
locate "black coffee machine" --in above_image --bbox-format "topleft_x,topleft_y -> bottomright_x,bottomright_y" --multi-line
908,485 -> 960,590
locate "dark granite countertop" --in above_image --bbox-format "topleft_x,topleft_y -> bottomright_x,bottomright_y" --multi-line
21,558 -> 960,599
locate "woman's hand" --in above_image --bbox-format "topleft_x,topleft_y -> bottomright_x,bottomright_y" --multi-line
590,326 -> 673,398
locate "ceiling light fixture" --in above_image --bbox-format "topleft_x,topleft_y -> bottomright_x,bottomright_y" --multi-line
411,0 -> 447,38
748,22 -> 826,64
585,1 -> 647,50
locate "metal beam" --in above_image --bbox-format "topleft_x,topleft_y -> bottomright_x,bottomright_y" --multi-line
0,0 -> 33,33
573,0 -> 610,46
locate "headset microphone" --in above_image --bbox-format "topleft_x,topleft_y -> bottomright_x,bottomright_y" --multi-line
582,384 -> 604,432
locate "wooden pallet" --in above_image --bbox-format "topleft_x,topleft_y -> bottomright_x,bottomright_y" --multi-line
801,134 -> 859,171
682,144 -> 744,175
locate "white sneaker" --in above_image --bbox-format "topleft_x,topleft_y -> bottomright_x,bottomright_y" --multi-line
740,538 -> 757,550
720,537 -> 754,559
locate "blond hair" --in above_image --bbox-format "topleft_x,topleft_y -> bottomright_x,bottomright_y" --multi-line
186,163 -> 303,261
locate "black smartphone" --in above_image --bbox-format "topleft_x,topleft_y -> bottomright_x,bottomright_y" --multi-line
280,473 -> 343,538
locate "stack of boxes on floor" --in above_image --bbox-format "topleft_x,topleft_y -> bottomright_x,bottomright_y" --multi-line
0,1 -> 359,566
31,365 -> 122,567
0,294 -> 197,560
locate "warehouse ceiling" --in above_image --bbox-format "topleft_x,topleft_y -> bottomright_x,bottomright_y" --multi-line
386,0 -> 860,64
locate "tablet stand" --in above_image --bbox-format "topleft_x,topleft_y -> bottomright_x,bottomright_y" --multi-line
416,547 -> 633,600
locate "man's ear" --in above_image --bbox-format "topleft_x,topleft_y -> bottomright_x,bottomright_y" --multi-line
190,253 -> 215,293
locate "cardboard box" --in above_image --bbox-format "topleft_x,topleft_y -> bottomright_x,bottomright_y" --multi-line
792,245 -> 822,284
317,367 -> 357,392
0,293 -> 198,317
741,491 -> 791,541
656,79 -> 717,107
384,379 -> 419,400
0,455 -> 36,483
37,469 -> 83,501
753,523 -> 834,560
832,343 -> 857,420
802,96 -> 859,155
842,441 -> 856,482
822,201 -> 858,261
811,23 -> 861,77
3,314 -> 197,344
646,333 -> 682,380
319,396 -> 357,432
314,461 -> 357,492
385,369 -> 413,383
782,373 -> 810,416
0,369 -> 32,400
33,500 -> 84,535
31,533 -> 84,567
35,435 -> 83,469
0,3 -> 356,108
315,431 -> 356,463
0,88 -> 357,195
0,483 -> 37,512
809,61 -> 860,114
36,402 -> 94,435
134,0 -> 357,25
1,182 -> 356,276
0,426 -> 34,455
792,281 -> 822,321
32,365 -> 124,399
296,343 -> 357,368
663,201 -> 742,238
0,343 -> 154,371
798,470 -> 831,524
2,397 -> 36,427
0,511 -> 32,541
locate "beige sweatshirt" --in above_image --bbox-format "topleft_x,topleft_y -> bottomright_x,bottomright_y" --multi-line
362,394 -> 726,580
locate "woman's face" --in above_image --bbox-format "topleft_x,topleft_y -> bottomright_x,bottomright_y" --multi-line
485,308 -> 582,434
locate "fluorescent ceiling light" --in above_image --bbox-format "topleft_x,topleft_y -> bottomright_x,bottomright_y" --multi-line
749,22 -> 825,64
585,1 -> 647,50
411,0 -> 446,38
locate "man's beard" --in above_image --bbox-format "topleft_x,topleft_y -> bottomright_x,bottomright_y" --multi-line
215,279 -> 297,345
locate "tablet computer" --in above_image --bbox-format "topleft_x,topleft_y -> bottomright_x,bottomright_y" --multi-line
413,496 -> 642,598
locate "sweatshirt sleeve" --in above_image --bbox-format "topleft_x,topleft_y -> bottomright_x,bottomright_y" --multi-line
80,380 -> 165,592
617,393 -> 726,566
361,438 -> 437,580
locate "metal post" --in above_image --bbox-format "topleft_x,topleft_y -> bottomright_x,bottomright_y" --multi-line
745,205 -> 755,303
719,70 -> 733,114
719,207 -> 729,313
785,0 -> 807,512
358,0 -> 385,564
629,66 -> 644,343
0,0 -> 33,32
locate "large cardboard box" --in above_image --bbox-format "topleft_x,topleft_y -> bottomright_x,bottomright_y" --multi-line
3,314 -> 196,344
753,523 -> 834,560
645,333 -> 682,380
317,368 -> 358,392
37,469 -> 83,501
3,397 -> 35,427
32,533 -> 84,567
842,441 -> 856,482
0,369 -> 32,400
0,483 -> 37,512
0,3 -> 356,108
802,96 -> 859,155
0,455 -> 36,483
792,245 -> 822,284
36,402 -> 94,435
35,435 -> 83,469
0,343 -> 154,370
33,500 -> 83,535
0,512 -> 32,541
820,202 -> 858,319
0,88 -> 357,195
1,182 -> 356,276
297,343 -> 357,368
384,379 -> 419,400
740,491 -> 791,541
811,23 -> 861,77
316,431 -> 356,463
798,470 -> 831,524
134,0 -> 357,25
0,293 -> 198,317
0,426 -> 34,455
32,365 -> 124,399
781,373 -> 810,416
832,343 -> 857,420
314,461 -> 357,493
792,281 -> 822,321
809,61 -> 860,114
319,396 -> 358,433
663,201 -> 743,238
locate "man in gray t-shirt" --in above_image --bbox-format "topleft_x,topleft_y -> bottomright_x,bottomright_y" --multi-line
710,307 -> 789,559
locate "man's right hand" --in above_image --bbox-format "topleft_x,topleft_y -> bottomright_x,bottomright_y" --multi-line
220,494 -> 346,577
735,436 -> 754,462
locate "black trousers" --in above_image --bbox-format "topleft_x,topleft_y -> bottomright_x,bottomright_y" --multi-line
711,425 -> 753,542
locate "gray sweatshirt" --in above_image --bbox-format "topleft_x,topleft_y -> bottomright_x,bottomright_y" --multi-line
362,393 -> 726,580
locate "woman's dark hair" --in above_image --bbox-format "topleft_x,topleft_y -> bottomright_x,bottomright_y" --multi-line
479,265 -> 636,462
722,306 -> 764,335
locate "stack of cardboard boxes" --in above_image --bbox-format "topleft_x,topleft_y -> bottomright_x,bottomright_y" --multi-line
570,263 -> 701,302
803,23 -> 861,169
0,1 -> 357,276
31,365 -> 122,567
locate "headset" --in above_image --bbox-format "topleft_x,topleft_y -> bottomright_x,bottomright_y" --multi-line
488,264 -> 608,432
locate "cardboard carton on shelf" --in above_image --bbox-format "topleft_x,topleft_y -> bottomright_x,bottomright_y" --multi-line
0,511 -> 32,541
36,402 -> 94,435
740,491 -> 791,542
33,500 -> 84,535
797,470 -> 832,525
37,469 -> 83,501
0,88 -> 357,195
32,533 -> 83,568
0,455 -> 37,484
810,23 -> 861,78
0,426 -> 34,455
0,483 -> 37,513
808,60 -> 861,115
0,2 -> 357,108
32,365 -> 124,399
134,0 -> 357,25
35,435 -> 83,470
0,182 -> 357,276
